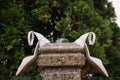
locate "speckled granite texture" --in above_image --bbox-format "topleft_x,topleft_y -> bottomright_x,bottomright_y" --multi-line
40,43 -> 83,53
38,53 -> 85,67
37,43 -> 84,80
41,67 -> 81,80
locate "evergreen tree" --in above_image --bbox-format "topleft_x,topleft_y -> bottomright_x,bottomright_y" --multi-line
0,0 -> 31,76
30,0 -> 120,77
0,0 -> 119,78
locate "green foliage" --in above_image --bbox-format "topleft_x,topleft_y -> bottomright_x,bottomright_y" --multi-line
0,0 -> 119,78
0,1 -> 31,76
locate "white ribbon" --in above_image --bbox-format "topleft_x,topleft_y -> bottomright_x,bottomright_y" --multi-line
74,32 -> 96,48
16,31 -> 50,76
27,31 -> 50,47
88,32 -> 96,45
28,31 -> 34,46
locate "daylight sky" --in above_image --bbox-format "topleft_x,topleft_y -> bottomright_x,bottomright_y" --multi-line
108,0 -> 120,27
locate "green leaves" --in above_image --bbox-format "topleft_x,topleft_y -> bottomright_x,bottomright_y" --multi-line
0,0 -> 119,78
0,1 -> 30,76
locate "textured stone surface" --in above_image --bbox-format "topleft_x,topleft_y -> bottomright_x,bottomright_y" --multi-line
41,67 -> 81,80
37,43 -> 84,80
40,43 -> 83,53
38,53 -> 85,67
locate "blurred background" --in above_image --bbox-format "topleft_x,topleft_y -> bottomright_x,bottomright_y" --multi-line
0,0 -> 120,80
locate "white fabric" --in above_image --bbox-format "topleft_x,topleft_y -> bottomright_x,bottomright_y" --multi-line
90,56 -> 109,77
16,31 -> 50,76
74,32 -> 109,77
74,32 -> 96,47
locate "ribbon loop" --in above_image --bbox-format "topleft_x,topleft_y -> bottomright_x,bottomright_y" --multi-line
88,32 -> 96,45
28,31 -> 34,46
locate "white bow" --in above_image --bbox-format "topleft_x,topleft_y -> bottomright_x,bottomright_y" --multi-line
16,31 -> 50,76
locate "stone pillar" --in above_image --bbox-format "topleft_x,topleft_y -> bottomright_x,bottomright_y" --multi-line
37,43 -> 85,80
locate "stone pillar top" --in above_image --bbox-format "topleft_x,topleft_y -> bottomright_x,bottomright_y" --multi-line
40,43 -> 84,53
37,42 -> 85,80
37,43 -> 85,67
